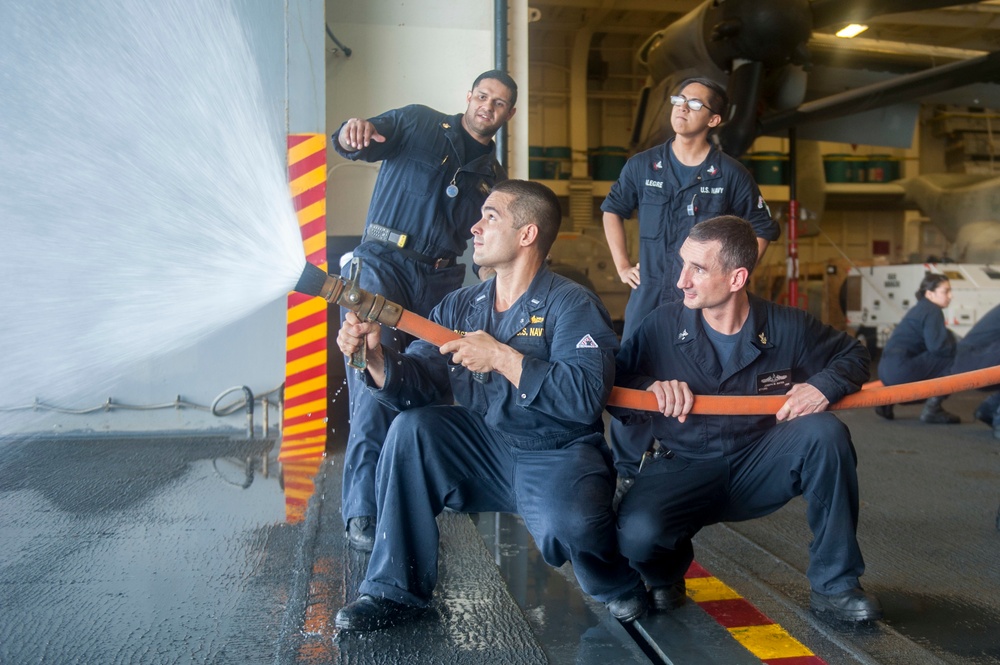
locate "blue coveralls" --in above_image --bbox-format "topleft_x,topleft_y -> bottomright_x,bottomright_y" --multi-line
600,138 -> 779,338
610,294 -> 871,595
951,303 -> 1000,416
878,297 -> 956,385
332,105 -> 505,525
357,267 -> 641,607
948,302 -> 1000,374
600,138 -> 780,466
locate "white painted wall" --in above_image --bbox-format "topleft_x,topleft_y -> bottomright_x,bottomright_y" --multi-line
325,0 -> 498,242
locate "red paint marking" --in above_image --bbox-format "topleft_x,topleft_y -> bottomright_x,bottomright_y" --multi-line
763,656 -> 827,665
698,598 -> 773,629
288,150 -> 326,180
685,561 -> 713,578
292,183 -> 325,210
287,310 -> 328,336
298,216 -> 326,240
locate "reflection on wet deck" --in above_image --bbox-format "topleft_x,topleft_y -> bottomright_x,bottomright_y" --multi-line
1,388 -> 998,663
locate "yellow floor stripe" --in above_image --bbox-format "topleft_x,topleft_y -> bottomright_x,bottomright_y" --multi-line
686,575 -> 743,602
728,624 -> 815,660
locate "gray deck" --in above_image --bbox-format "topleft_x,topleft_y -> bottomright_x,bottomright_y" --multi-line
0,388 -> 997,664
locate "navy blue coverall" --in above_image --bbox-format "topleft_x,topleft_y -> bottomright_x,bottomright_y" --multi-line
953,302 -> 1000,373
878,297 -> 956,385
600,138 -> 780,468
332,104 -> 505,525
356,267 -> 641,607
600,138 -> 779,338
951,303 -> 1000,419
611,294 -> 871,595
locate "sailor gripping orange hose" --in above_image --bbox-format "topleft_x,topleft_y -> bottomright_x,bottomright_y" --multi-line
294,262 -> 1000,415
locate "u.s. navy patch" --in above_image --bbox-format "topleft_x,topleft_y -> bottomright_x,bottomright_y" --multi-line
576,334 -> 599,349
756,369 -> 791,394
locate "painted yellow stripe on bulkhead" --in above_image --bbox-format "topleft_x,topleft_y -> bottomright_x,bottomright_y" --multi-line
286,349 -> 328,376
284,419 -> 328,437
278,443 -> 326,462
285,398 -> 327,420
287,323 -> 327,349
288,134 -> 326,164
728,624 -> 814,660
288,297 -> 328,321
302,232 -> 326,258
290,165 -> 326,198
686,576 -> 742,602
284,375 -> 327,401
297,199 -> 326,225
280,435 -> 326,450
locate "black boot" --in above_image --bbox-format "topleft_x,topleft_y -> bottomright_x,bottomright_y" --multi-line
346,516 -> 375,552
920,396 -> 960,424
974,392 -> 1000,426
874,404 -> 894,420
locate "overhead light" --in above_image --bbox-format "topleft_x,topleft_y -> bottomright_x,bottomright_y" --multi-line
835,24 -> 869,38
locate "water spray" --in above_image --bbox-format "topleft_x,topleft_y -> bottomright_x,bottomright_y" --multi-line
294,262 -> 1000,415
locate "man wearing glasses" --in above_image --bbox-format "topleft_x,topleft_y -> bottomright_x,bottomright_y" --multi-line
600,77 -> 780,539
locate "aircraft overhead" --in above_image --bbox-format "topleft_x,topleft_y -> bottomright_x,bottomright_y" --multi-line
528,0 -> 1000,154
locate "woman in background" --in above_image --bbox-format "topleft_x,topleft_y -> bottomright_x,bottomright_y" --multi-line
876,273 -> 960,423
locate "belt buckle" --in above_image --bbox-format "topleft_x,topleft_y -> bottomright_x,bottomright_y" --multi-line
433,257 -> 449,269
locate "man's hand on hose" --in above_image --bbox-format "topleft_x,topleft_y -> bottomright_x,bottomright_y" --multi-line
776,383 -> 829,422
647,379 -> 693,423
338,311 -> 386,387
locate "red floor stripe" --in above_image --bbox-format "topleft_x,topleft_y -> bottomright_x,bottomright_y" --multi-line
698,598 -> 774,629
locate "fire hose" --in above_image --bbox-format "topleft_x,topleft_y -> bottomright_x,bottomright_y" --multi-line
294,263 -> 1000,415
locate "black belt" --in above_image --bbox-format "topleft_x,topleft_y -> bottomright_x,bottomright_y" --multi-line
366,223 -> 455,269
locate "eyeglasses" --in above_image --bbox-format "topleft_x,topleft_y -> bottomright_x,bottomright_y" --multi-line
670,95 -> 714,114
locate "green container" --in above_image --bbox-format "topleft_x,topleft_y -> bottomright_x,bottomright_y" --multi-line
528,147 -> 547,179
544,146 -> 572,179
747,151 -> 788,185
867,154 -> 900,182
850,156 -> 869,183
590,146 -> 628,181
823,154 -> 853,183
528,157 -> 547,179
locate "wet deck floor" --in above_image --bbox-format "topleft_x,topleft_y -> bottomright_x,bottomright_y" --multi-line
0,389 -> 997,664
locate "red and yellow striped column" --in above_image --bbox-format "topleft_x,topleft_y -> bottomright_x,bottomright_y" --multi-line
685,561 -> 826,664
280,134 -> 329,464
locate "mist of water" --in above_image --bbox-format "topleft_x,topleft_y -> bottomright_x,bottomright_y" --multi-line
0,1 -> 307,425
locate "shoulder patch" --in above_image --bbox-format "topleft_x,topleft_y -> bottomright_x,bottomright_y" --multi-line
576,334 -> 599,349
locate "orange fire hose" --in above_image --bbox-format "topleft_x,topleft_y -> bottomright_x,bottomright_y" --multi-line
396,310 -> 1000,415
297,264 -> 1000,416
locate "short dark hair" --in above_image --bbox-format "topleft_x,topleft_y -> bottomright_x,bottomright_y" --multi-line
917,273 -> 949,300
473,70 -> 518,108
687,215 -> 758,275
491,179 -> 561,255
677,77 -> 728,120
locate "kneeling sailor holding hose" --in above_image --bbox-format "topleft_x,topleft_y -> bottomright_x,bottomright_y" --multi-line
293,202 -> 1000,624
608,215 -> 882,623
323,180 -> 647,630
